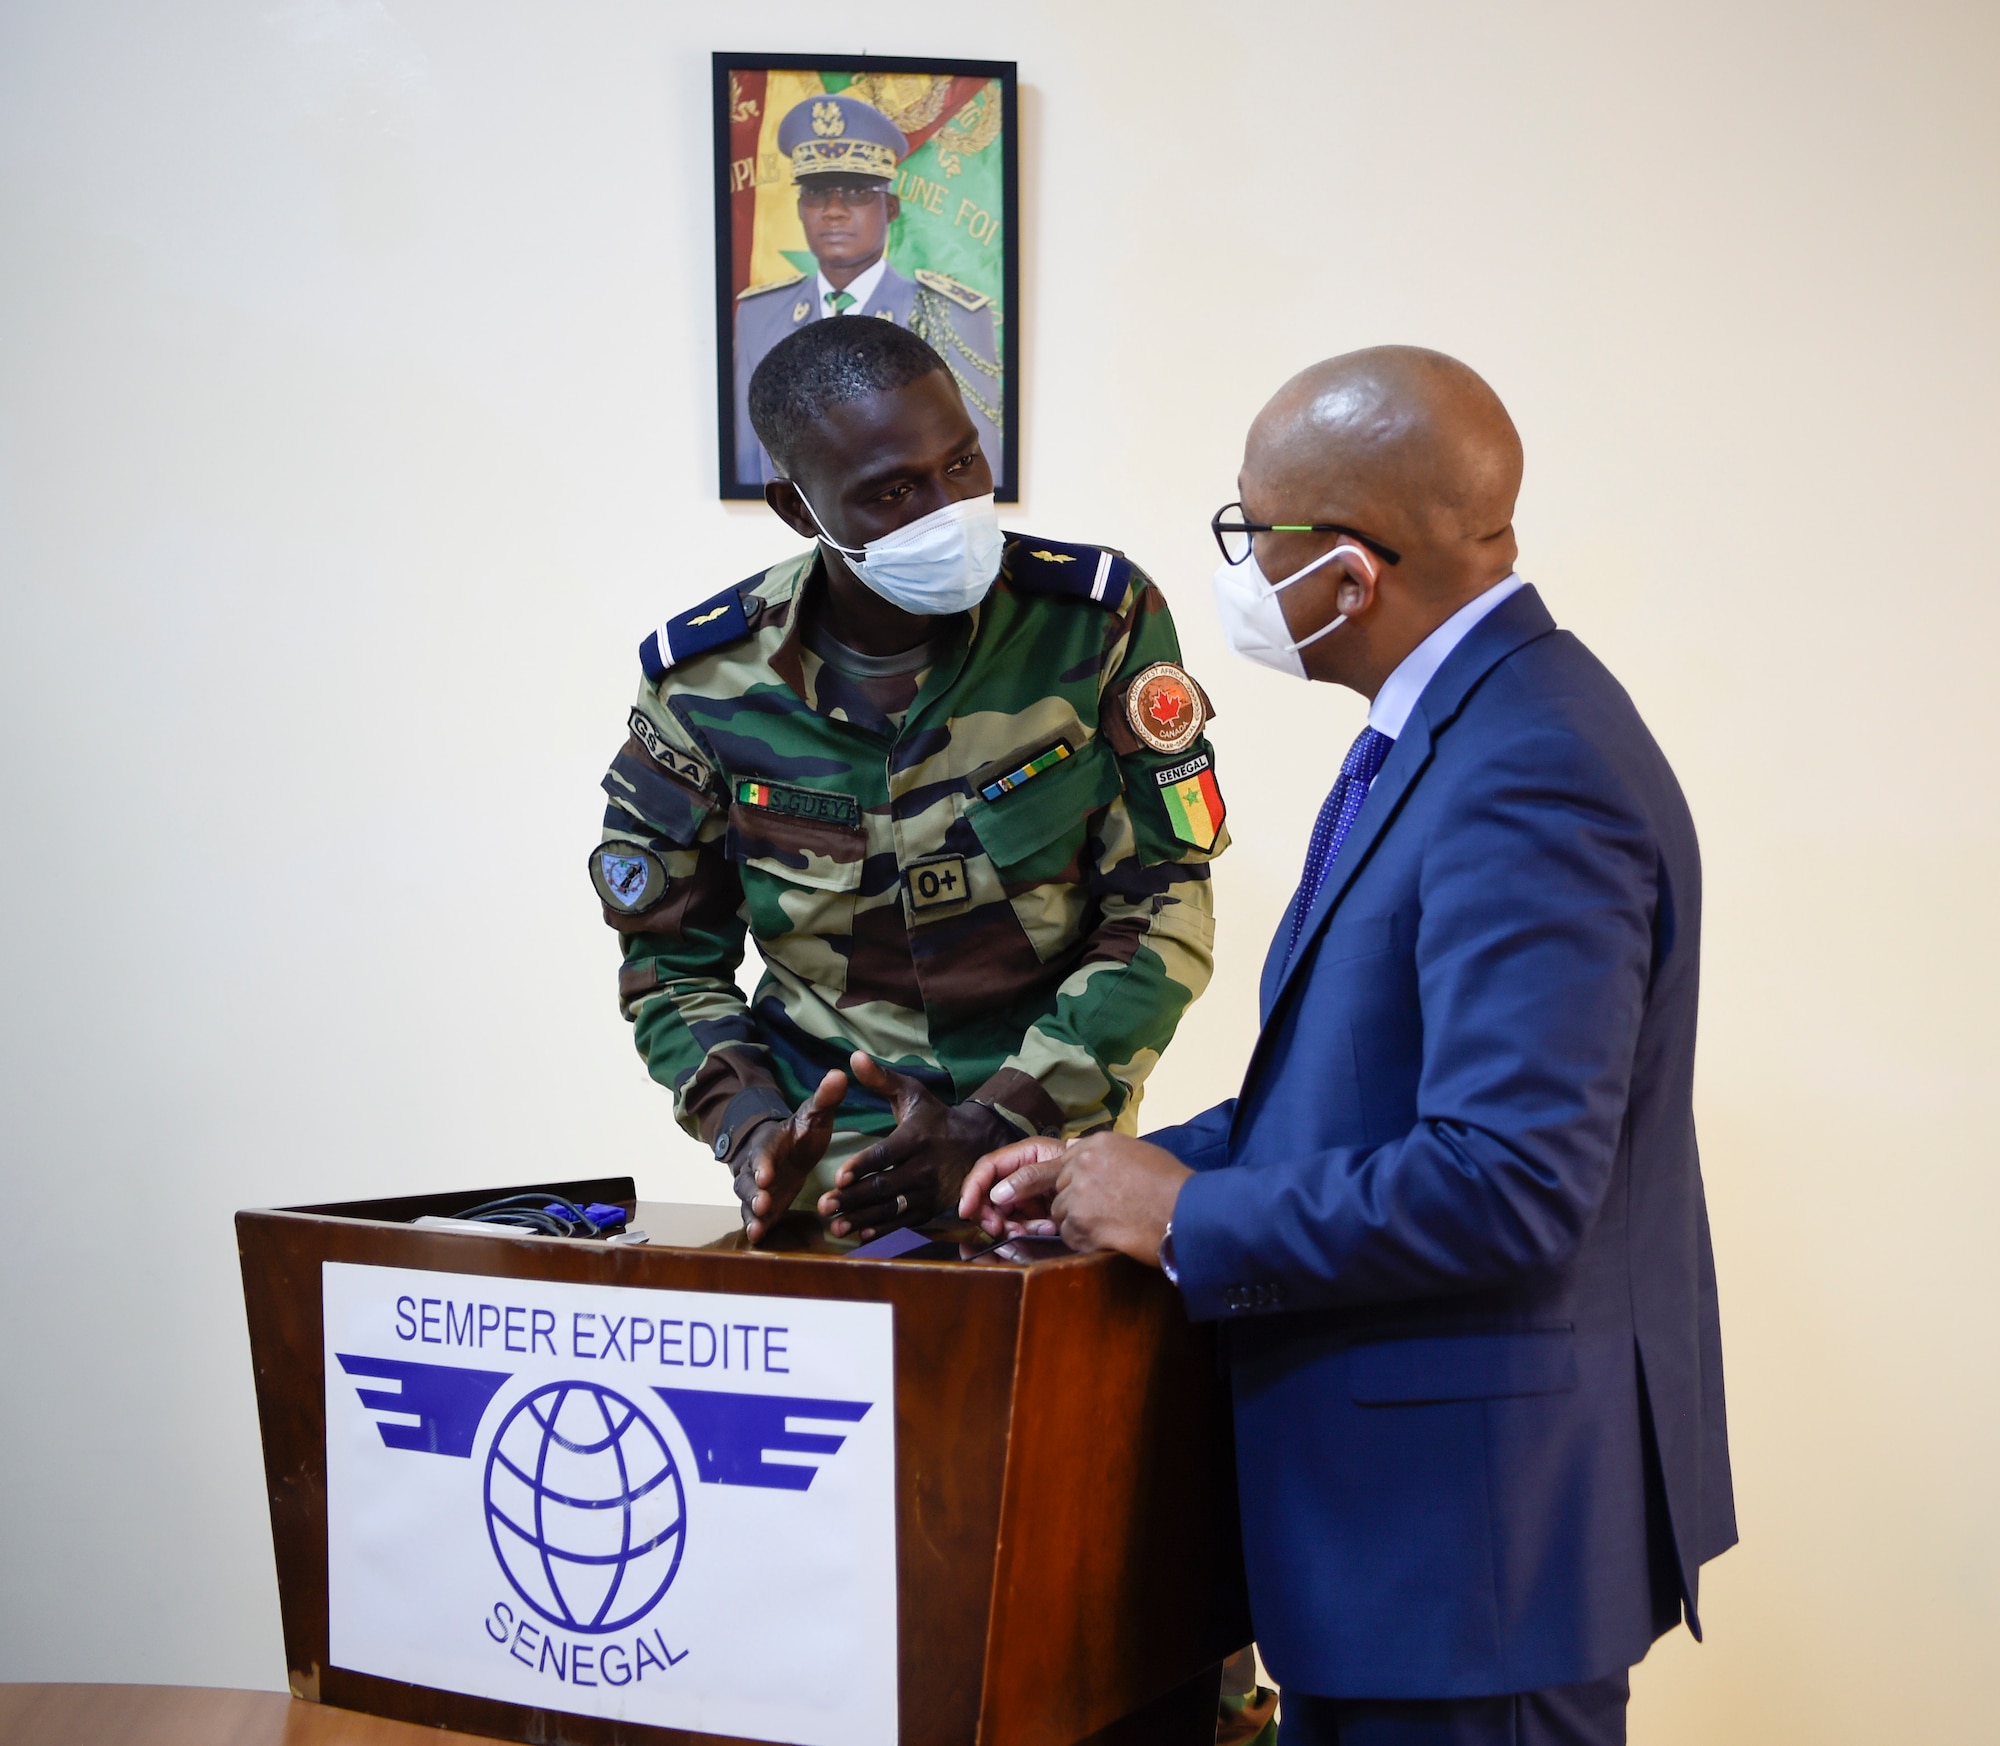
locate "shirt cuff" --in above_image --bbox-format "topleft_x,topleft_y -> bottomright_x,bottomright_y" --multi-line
682,1045 -> 783,1149
708,1084 -> 792,1163
970,1066 -> 1067,1138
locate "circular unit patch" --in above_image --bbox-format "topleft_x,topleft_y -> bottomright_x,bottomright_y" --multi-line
1126,661 -> 1207,754
590,843 -> 667,914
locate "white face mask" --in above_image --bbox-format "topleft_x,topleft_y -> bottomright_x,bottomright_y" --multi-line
793,490 -> 1005,616
1211,542 -> 1371,679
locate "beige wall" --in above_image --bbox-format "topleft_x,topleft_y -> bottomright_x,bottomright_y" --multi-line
2,2 -> 1995,1738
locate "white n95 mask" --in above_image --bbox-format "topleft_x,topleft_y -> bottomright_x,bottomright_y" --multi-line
795,490 -> 1005,616
1211,542 -> 1369,679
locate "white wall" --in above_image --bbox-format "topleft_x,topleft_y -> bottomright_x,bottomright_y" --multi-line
2,3 -> 1995,1740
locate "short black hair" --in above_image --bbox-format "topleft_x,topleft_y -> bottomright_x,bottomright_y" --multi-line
748,318 -> 950,479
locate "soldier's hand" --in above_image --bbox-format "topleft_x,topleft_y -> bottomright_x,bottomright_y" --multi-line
818,1053 -> 1021,1241
733,1069 -> 846,1246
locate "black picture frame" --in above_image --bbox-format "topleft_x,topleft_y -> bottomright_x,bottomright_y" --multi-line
711,53 -> 1021,501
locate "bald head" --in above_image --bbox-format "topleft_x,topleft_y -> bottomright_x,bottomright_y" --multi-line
1247,345 -> 1522,570
1233,346 -> 1524,694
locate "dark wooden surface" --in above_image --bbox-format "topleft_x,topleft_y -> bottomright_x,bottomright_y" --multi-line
1077,1666 -> 1226,1746
0,1675 -> 1234,1746
981,1261 -> 1249,1744
236,1187 -> 1248,1746
0,1684 -> 503,1745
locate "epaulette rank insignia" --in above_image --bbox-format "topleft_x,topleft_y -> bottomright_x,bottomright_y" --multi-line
736,272 -> 807,301
1003,534 -> 1133,610
640,579 -> 759,682
914,268 -> 991,312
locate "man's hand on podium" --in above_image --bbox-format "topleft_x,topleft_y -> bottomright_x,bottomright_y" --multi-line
959,1135 -> 1066,1237
735,1069 -> 847,1245
960,1133 -> 1192,1266
819,1053 -> 1020,1242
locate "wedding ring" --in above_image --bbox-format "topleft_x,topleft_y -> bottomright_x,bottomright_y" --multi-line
894,1194 -> 909,1217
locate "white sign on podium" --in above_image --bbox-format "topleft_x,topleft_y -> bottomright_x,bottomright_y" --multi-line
323,1261 -> 898,1746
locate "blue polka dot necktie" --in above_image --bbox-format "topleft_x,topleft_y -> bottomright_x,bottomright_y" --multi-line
1287,725 -> 1395,959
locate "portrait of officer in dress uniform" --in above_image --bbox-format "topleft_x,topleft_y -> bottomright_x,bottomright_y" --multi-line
730,92 -> 1005,489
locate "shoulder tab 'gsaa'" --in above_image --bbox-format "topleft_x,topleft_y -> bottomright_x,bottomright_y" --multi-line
1003,534 -> 1133,611
639,578 -> 760,683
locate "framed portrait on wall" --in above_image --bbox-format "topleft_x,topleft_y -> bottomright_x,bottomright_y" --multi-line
712,54 -> 1020,500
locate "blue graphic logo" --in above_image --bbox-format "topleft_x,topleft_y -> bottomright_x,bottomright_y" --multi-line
337,1353 -> 511,1456
483,1382 -> 688,1635
655,1388 -> 870,1491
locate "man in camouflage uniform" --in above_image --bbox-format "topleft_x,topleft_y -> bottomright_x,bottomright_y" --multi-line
593,316 -> 1226,1243
732,91 -> 1003,488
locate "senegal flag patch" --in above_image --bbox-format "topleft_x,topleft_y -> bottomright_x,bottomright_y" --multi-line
1156,750 -> 1226,851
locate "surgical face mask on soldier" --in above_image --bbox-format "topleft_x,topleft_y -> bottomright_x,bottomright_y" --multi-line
794,490 -> 1005,616
1211,542 -> 1370,679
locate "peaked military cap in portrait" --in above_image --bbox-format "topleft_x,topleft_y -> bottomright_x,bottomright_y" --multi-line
777,93 -> 909,183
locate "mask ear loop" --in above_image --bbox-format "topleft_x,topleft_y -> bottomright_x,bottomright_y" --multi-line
1274,543 -> 1374,651
780,480 -> 867,560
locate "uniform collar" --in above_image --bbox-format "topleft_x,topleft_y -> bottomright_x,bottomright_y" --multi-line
761,549 -> 980,731
816,256 -> 889,316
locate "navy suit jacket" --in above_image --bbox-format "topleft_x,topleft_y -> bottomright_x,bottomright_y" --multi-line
1153,587 -> 1735,1699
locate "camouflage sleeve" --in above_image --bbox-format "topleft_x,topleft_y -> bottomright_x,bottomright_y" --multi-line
972,574 -> 1226,1137
593,687 -> 783,1147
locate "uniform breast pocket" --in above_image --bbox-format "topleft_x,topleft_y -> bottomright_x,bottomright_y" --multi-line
963,738 -> 1125,961
727,795 -> 867,994
964,737 -> 1123,874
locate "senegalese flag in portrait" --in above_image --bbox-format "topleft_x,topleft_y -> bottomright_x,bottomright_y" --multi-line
1157,753 -> 1227,852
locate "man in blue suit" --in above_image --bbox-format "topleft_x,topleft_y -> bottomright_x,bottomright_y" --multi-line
962,347 -> 1735,1744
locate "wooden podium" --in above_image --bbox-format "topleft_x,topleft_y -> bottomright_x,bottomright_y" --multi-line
237,1178 -> 1250,1746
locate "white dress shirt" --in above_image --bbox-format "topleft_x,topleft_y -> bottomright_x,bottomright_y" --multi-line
817,256 -> 889,318
1368,573 -> 1526,741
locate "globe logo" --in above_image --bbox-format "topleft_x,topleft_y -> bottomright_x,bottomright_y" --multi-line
483,1381 -> 688,1634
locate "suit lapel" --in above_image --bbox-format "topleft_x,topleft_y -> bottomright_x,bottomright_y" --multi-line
1259,725 -> 1436,1018
1257,895 -> 1297,1020
1251,587 -> 1561,1042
